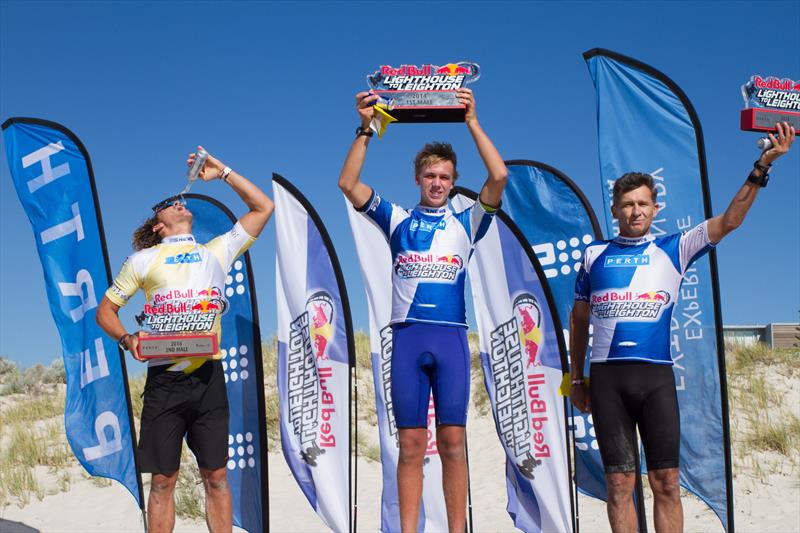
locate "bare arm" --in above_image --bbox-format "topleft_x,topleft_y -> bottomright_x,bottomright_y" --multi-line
707,122 -> 795,243
96,296 -> 143,361
569,300 -> 591,413
458,88 -> 507,208
338,92 -> 377,208
188,146 -> 274,238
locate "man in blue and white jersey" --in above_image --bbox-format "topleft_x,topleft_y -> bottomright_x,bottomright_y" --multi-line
339,87 -> 507,532
569,122 -> 795,533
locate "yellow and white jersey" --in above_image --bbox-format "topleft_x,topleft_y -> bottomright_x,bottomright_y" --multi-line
106,222 -> 255,372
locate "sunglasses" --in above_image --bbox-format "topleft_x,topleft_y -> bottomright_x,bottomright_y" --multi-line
151,196 -> 186,213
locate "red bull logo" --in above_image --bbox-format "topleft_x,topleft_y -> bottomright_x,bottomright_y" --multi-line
513,294 -> 543,368
306,291 -> 335,360
435,254 -> 464,268
191,300 -> 220,313
436,63 -> 472,76
753,76 -> 800,91
635,291 -> 670,303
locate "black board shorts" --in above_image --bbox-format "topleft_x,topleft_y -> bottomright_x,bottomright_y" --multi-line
138,359 -> 229,474
589,361 -> 680,473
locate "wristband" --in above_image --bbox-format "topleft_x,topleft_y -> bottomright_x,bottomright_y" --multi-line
221,166 -> 233,182
753,160 -> 772,174
571,378 -> 584,386
356,126 -> 374,138
118,333 -> 130,351
747,169 -> 769,188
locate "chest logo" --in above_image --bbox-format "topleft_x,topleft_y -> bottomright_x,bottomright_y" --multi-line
165,252 -> 202,265
604,254 -> 649,267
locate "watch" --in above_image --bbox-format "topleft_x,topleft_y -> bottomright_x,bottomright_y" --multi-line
356,126 -> 374,138
748,160 -> 770,188
118,333 -> 130,351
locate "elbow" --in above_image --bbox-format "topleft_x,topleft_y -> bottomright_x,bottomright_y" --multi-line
492,169 -> 508,186
338,175 -> 353,195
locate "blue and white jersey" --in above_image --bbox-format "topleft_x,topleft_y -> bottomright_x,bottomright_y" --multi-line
357,189 -> 496,327
574,221 -> 715,364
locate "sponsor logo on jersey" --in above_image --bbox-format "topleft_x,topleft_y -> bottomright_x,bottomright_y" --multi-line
165,252 -> 202,264
394,252 -> 463,281
604,254 -> 650,267
409,218 -> 446,232
591,290 -> 670,319
138,286 -> 227,332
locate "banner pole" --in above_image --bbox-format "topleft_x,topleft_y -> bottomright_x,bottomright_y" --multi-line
465,433 -> 474,533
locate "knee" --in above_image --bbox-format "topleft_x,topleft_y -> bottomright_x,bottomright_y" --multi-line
201,469 -> 230,494
436,430 -> 465,463
606,473 -> 635,504
649,469 -> 680,501
398,432 -> 427,466
150,472 -> 178,496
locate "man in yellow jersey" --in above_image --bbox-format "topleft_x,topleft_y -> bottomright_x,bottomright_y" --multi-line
97,147 -> 273,533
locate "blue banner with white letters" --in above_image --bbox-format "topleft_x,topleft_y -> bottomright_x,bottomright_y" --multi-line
181,194 -> 269,533
1,118 -> 143,507
501,161 -> 608,501
585,48 -> 733,530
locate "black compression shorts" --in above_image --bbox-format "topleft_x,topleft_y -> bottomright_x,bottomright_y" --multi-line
589,361 -> 680,473
138,359 -> 229,474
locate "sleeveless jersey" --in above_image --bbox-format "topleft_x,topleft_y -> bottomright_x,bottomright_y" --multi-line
574,221 -> 715,364
357,189 -> 496,327
105,222 -> 255,372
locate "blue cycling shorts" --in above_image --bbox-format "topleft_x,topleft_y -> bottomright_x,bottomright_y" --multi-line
390,322 -> 470,428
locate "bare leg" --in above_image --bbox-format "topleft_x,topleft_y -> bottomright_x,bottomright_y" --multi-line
200,467 -> 232,533
606,471 -> 637,533
397,427 -> 428,533
436,425 -> 467,533
148,471 -> 179,533
648,467 -> 683,532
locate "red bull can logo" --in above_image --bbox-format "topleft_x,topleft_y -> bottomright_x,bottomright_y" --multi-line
512,293 -> 543,368
306,291 -> 335,360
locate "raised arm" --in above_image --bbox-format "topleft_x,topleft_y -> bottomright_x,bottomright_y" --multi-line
188,146 -> 274,238
338,92 -> 378,208
707,122 -> 795,243
458,88 -> 508,208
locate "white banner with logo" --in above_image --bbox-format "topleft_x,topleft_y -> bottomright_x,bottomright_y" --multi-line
345,197 -> 448,533
274,175 -> 351,532
453,190 -> 573,533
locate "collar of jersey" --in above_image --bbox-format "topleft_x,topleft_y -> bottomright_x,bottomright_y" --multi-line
613,233 -> 654,246
414,204 -> 448,216
161,234 -> 196,244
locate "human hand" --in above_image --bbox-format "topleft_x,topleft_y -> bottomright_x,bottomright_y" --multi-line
570,382 -> 591,413
356,91 -> 378,128
187,145 -> 226,181
457,87 -> 476,124
124,333 -> 145,362
760,122 -> 796,165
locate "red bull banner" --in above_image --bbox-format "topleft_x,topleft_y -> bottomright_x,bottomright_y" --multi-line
345,197 -> 448,532
274,175 -> 353,532
452,188 -> 574,532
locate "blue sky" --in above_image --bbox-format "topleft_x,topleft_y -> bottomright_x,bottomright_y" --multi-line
1,1 -> 798,368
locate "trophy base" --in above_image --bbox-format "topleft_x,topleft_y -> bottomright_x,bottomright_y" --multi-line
136,333 -> 218,359
740,108 -> 800,132
374,90 -> 466,123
